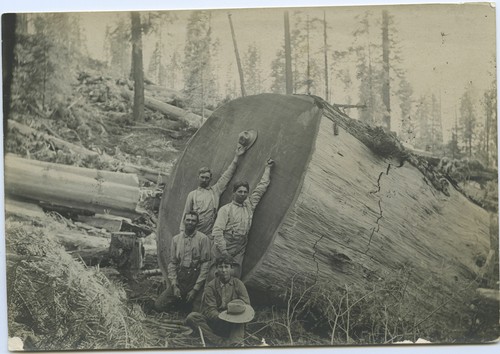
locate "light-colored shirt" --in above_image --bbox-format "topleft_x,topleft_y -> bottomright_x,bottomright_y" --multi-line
180,159 -> 238,236
212,167 -> 271,258
167,231 -> 210,291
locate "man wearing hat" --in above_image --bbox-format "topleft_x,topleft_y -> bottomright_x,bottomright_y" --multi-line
179,130 -> 257,239
154,211 -> 210,312
211,158 -> 275,278
185,255 -> 254,346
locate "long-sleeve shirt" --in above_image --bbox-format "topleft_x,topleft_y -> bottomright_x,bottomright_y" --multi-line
202,277 -> 250,321
180,159 -> 239,236
212,167 -> 271,258
167,231 -> 210,291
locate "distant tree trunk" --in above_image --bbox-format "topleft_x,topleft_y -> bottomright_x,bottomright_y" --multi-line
284,11 -> 293,95
323,11 -> 329,101
382,10 -> 391,131
306,15 -> 311,95
2,13 -> 16,128
228,13 -> 246,97
131,12 -> 145,122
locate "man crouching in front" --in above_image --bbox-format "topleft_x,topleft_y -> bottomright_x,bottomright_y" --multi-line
185,255 -> 254,347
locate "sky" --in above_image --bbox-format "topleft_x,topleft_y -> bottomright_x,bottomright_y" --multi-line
75,3 -> 496,141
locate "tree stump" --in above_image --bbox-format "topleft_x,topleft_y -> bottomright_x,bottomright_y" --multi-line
109,232 -> 144,273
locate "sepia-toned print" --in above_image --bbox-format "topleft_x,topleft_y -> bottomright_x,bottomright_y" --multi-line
2,3 -> 498,351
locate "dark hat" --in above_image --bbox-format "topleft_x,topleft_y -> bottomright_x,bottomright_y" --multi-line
214,255 -> 238,267
218,299 -> 255,323
237,130 -> 258,153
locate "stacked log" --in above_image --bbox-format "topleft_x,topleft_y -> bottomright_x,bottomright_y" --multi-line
4,155 -> 141,218
157,93 -> 491,310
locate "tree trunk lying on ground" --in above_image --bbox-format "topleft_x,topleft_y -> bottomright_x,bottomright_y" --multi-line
144,84 -> 214,117
4,155 -> 141,218
8,119 -> 114,162
158,93 -> 492,311
121,88 -> 203,128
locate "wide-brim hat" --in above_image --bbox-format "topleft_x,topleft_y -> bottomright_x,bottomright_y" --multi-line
218,299 -> 255,324
237,130 -> 258,153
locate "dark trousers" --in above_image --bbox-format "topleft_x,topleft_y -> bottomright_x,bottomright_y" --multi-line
155,265 -> 203,312
154,284 -> 203,313
185,312 -> 245,346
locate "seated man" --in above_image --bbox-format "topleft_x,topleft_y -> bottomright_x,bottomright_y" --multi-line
154,211 -> 210,313
185,255 -> 254,346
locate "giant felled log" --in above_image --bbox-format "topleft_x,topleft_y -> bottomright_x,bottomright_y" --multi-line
157,93 -> 491,309
121,89 -> 203,127
4,155 -> 141,218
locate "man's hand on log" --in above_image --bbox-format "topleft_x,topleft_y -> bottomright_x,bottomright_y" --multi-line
266,158 -> 275,168
186,289 -> 197,303
173,285 -> 181,299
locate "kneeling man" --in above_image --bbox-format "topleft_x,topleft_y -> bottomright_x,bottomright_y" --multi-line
186,255 -> 254,346
155,211 -> 210,312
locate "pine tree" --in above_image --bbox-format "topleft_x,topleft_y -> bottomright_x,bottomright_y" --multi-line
130,12 -> 145,122
242,43 -> 263,95
270,48 -> 286,94
107,17 -> 131,77
483,79 -> 497,166
397,77 -> 415,145
183,11 -> 218,109
459,84 -> 477,157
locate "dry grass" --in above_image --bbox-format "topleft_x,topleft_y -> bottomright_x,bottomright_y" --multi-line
6,219 -> 155,350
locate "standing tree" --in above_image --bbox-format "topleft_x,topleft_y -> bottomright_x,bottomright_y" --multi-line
323,11 -> 330,101
397,77 -> 414,145
284,11 -> 293,94
106,17 -> 131,77
130,12 -> 144,122
349,11 -> 384,125
483,79 -> 497,166
459,84 -> 477,157
270,48 -> 286,94
243,43 -> 263,95
145,12 -> 177,86
184,11 -> 218,114
381,10 -> 391,130
227,13 -> 246,97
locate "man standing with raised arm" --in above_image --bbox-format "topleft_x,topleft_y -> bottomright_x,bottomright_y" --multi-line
180,131 -> 257,239
212,158 -> 275,278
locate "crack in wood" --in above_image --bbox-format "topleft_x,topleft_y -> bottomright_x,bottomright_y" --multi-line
311,234 -> 325,279
365,164 -> 391,253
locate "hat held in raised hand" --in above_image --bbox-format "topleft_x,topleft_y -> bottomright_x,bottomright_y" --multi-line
237,130 -> 258,153
218,299 -> 255,324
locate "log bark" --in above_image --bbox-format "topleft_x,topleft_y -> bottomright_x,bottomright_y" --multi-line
119,163 -> 169,184
121,88 -> 203,127
4,155 -> 141,218
5,198 -> 46,220
6,154 -> 138,187
76,214 -> 129,233
157,93 -> 491,311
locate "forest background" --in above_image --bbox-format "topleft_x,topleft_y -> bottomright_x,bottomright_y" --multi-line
1,0 -> 498,353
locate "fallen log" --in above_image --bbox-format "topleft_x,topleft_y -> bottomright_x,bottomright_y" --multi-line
158,93 -> 491,313
4,198 -> 46,220
119,163 -> 170,184
77,214 -> 130,233
7,120 -> 114,163
6,154 -> 138,187
121,89 -> 203,128
4,155 -> 141,218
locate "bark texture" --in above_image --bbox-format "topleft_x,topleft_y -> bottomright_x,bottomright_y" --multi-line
157,93 -> 490,307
